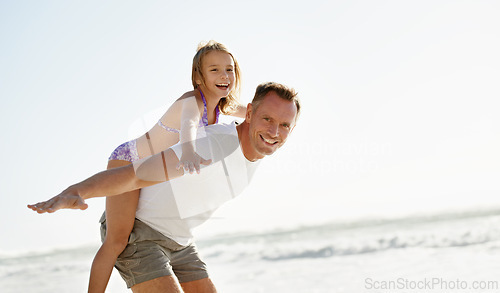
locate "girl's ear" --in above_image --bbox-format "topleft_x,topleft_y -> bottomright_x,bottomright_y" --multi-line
194,71 -> 203,86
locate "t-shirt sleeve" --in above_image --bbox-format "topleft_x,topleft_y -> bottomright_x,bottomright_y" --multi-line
132,124 -> 240,183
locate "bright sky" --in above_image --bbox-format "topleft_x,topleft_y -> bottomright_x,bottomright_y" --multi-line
1,0 -> 499,253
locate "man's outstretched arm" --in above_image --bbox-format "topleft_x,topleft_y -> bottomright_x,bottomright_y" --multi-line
27,149 -> 193,214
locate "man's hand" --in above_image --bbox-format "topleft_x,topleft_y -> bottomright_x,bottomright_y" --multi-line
27,191 -> 88,214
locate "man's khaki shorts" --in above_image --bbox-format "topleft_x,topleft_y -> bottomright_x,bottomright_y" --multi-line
100,217 -> 209,288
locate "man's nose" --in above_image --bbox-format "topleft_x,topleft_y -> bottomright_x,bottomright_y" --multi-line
267,124 -> 279,137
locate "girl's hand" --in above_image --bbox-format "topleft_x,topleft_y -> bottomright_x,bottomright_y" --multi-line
176,151 -> 212,174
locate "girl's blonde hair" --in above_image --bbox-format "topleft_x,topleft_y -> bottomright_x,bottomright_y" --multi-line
192,40 -> 241,115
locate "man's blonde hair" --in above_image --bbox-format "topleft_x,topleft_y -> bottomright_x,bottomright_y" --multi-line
252,82 -> 301,121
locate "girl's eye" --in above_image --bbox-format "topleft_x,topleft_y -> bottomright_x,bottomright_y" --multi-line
227,68 -> 233,72
211,69 -> 218,72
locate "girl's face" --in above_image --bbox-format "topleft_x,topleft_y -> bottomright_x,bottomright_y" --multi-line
197,51 -> 235,99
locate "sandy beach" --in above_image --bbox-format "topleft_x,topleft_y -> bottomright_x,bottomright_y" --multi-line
3,210 -> 500,292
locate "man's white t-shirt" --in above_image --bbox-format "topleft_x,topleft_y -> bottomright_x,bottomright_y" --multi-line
133,122 -> 259,246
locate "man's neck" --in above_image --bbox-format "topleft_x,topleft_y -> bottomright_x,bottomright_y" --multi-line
236,121 -> 262,162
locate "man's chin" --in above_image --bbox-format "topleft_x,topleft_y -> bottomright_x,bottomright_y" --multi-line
257,146 -> 278,157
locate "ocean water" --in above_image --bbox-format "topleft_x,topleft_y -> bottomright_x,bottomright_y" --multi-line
2,209 -> 500,292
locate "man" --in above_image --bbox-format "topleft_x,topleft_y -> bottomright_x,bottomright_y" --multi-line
28,82 -> 301,293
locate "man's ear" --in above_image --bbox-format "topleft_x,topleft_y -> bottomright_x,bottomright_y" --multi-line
245,103 -> 253,122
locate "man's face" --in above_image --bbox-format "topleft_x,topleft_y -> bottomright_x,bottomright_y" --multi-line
246,92 -> 297,159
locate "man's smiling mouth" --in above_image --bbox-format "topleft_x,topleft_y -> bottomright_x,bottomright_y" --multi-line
260,135 -> 278,145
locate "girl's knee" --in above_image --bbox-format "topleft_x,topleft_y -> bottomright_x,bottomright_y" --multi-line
103,233 -> 130,255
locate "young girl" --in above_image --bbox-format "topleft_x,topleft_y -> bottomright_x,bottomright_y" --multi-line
88,41 -> 246,293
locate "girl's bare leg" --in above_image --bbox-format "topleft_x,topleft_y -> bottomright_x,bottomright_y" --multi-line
88,159 -> 140,293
